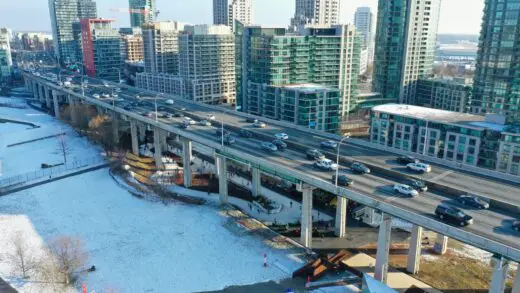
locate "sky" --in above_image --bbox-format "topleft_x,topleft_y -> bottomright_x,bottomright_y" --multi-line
0,0 -> 484,35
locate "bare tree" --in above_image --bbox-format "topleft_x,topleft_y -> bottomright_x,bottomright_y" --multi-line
47,236 -> 89,285
8,233 -> 36,279
56,133 -> 71,164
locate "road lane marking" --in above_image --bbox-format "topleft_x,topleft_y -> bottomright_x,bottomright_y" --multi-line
429,170 -> 454,183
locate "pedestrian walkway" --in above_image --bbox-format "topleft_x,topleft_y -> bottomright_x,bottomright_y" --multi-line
0,162 -> 109,196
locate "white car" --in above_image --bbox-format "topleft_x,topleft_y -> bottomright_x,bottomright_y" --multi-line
183,117 -> 196,125
199,119 -> 212,126
102,93 -> 110,98
93,94 -> 100,99
407,162 -> 432,173
393,184 -> 419,197
314,158 -> 339,171
166,99 -> 174,105
111,93 -> 118,98
254,121 -> 266,128
207,114 -> 216,121
275,133 -> 289,140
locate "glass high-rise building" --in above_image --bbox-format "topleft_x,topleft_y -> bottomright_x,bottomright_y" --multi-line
373,0 -> 441,104
213,0 -> 253,32
48,0 -> 97,65
472,0 -> 520,122
129,0 -> 156,28
354,6 -> 374,64
238,25 -> 360,119
291,0 -> 341,29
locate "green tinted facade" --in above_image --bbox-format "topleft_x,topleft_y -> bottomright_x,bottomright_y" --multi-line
472,0 -> 520,122
248,84 -> 341,133
240,25 -> 360,119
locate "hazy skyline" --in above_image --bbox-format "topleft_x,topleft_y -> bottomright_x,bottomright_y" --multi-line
0,0 -> 484,35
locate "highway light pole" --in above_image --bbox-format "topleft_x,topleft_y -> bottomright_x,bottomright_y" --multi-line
154,93 -> 163,123
221,114 -> 224,146
335,134 -> 351,187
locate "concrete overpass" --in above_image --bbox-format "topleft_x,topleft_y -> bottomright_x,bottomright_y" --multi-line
22,70 -> 520,293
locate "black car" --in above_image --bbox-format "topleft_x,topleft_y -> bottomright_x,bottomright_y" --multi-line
246,117 -> 257,123
173,112 -> 184,118
130,102 -> 139,107
457,195 -> 490,209
239,129 -> 252,138
306,149 -> 325,160
435,204 -> 473,226
272,139 -> 287,150
404,179 -> 427,192
513,220 -> 520,232
216,128 -> 231,137
397,155 -> 419,165
123,105 -> 132,111
224,136 -> 236,145
332,174 -> 353,187
179,123 -> 189,129
158,106 -> 167,111
137,101 -> 147,106
351,162 -> 370,174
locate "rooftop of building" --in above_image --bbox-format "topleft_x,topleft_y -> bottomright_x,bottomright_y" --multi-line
372,104 -> 508,132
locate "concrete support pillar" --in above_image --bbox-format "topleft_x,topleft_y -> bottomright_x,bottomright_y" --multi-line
374,215 -> 392,284
153,128 -> 162,169
300,184 -> 314,248
489,256 -> 510,293
52,91 -> 60,119
138,123 -> 146,142
512,265 -> 520,293
130,120 -> 139,155
334,197 -> 348,238
68,96 -> 78,125
44,87 -> 51,109
434,234 -> 448,255
217,155 -> 228,203
32,84 -> 39,100
182,138 -> 192,188
406,225 -> 423,274
251,168 -> 261,197
112,113 -> 119,145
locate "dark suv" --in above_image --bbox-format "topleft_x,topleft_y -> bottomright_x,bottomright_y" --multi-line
397,155 -> 419,165
306,149 -> 325,160
435,204 -> 473,226
272,139 -> 287,150
404,179 -> 427,192
351,162 -> 370,174
512,220 -> 519,232
239,129 -> 252,138
332,174 -> 353,187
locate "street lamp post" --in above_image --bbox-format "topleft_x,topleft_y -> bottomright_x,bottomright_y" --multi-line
335,134 -> 351,187
221,114 -> 225,146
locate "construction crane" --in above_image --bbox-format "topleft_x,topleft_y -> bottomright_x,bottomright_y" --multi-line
110,8 -> 160,18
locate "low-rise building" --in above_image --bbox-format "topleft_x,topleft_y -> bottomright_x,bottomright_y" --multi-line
370,104 -> 520,175
416,77 -> 472,113
248,83 -> 340,133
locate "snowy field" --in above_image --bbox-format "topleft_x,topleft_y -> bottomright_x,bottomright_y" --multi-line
0,96 -> 306,292
0,97 -> 102,178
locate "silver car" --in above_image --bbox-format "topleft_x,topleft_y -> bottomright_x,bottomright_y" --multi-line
261,142 -> 277,152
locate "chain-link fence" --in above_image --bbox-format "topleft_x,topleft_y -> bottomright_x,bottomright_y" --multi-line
0,156 -> 106,189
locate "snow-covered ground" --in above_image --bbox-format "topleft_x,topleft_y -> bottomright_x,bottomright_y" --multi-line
0,97 -> 102,179
0,96 -> 309,292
